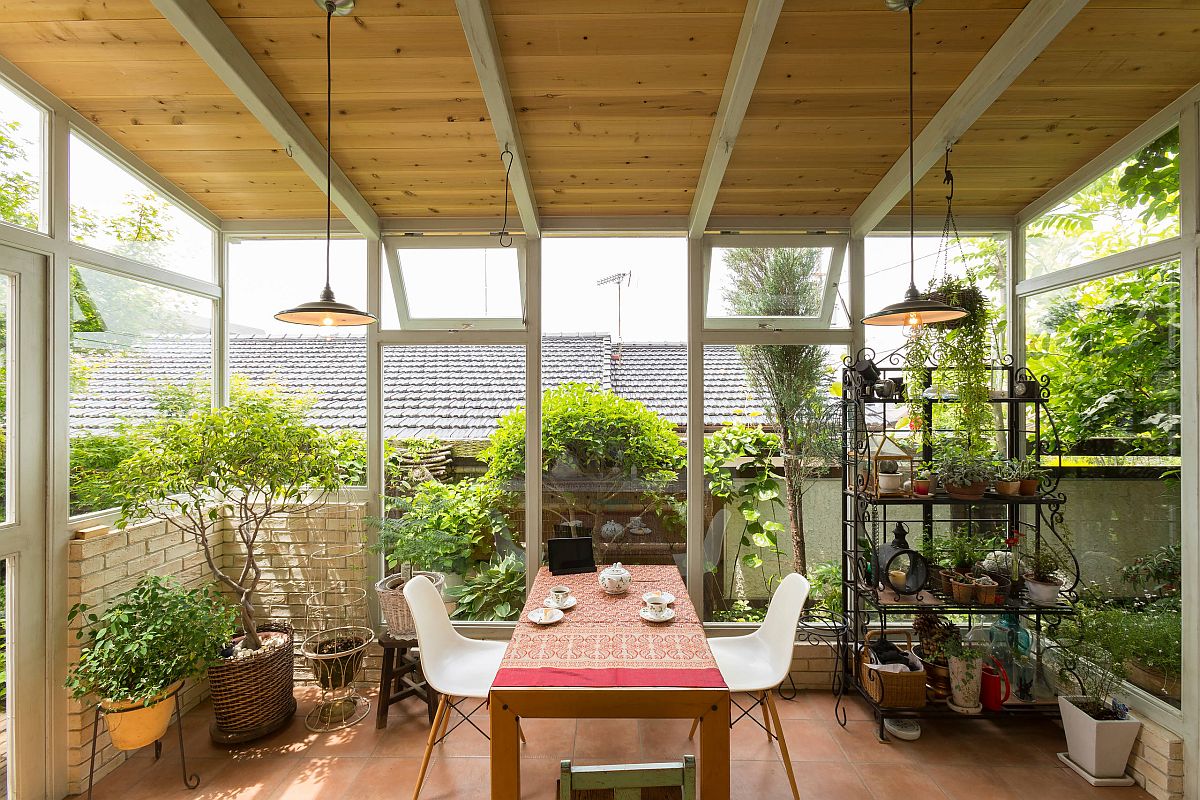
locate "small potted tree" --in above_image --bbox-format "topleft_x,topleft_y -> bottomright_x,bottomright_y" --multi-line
66,576 -> 235,750
109,388 -> 357,742
1058,642 -> 1140,783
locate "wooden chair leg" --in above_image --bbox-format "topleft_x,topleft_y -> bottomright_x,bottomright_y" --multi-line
760,692 -> 773,741
765,691 -> 799,800
413,694 -> 448,800
687,716 -> 699,740
438,696 -> 453,739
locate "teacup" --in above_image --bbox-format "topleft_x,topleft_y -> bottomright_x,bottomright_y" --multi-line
549,585 -> 571,607
645,596 -> 669,618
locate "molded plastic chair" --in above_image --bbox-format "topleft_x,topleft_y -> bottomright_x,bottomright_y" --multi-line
403,574 -> 520,800
689,571 -> 810,800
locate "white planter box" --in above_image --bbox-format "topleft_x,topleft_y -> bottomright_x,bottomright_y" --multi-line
1058,696 -> 1141,780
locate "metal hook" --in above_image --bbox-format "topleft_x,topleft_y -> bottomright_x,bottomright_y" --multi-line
943,145 -> 954,203
497,147 -> 515,248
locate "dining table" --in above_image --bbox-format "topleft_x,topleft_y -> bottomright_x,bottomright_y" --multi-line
490,563 -> 730,798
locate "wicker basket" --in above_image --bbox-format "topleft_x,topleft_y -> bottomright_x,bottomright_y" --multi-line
859,629 -> 927,709
376,571 -> 445,637
208,622 -> 296,744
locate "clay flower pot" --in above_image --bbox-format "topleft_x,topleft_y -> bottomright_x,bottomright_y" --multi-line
101,680 -> 183,751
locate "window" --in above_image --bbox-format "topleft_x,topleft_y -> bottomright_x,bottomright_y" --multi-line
704,236 -> 847,329
68,265 -> 213,515
383,237 -> 525,330
1024,128 -> 1180,279
0,80 -> 46,233
68,133 -> 214,280
379,345 -> 526,622
1024,261 -> 1181,707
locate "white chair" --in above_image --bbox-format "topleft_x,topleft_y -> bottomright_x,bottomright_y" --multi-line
688,571 -> 810,800
403,574 -> 523,800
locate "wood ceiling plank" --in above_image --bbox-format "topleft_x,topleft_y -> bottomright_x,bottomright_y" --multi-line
771,9 -> 1020,53
73,96 -> 491,127
511,93 -> 720,120
10,59 -> 231,97
489,13 -> 742,57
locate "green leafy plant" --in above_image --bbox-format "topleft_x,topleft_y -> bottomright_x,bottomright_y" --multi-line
370,478 -> 508,574
994,458 -> 1021,482
936,449 -> 993,487
913,609 -> 959,664
448,554 -> 526,621
1120,544 -> 1180,598
106,387 -> 355,650
704,423 -> 785,575
877,460 -> 899,475
710,600 -> 767,623
65,575 -> 236,704
1057,639 -> 1128,719
1024,545 -> 1063,583
807,560 -> 843,614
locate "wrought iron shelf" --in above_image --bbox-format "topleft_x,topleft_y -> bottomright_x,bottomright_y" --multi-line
854,395 -> 1048,405
843,682 -> 1063,725
854,584 -> 1077,616
843,490 -> 1060,506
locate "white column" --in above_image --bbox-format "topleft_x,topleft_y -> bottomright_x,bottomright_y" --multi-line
524,238 -> 542,593
686,238 -> 705,612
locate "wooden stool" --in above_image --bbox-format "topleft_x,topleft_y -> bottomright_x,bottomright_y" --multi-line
376,633 -> 437,729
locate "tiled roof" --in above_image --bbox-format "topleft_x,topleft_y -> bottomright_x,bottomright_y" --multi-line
70,334 -> 767,439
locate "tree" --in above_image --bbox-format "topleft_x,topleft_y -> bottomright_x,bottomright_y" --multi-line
0,119 -> 38,229
721,247 -> 840,575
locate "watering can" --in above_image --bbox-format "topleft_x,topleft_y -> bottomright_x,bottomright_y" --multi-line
981,657 -> 1010,712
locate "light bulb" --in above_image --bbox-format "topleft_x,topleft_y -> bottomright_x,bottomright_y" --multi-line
322,316 -> 335,326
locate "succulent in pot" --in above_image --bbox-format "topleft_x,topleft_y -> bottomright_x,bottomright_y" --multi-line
1015,456 -> 1047,496
876,459 -> 905,493
66,576 -> 237,751
994,459 -> 1022,496
1023,546 -> 1064,605
937,451 -> 993,500
912,467 -> 932,496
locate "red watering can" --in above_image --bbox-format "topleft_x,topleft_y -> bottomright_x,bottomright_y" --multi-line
981,657 -> 1010,712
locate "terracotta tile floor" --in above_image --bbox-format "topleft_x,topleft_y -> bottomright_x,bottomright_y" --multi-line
73,686 -> 1155,800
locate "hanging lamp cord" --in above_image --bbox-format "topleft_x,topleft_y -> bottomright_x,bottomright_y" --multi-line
498,147 -> 514,247
322,1 -> 335,301
906,0 -> 916,294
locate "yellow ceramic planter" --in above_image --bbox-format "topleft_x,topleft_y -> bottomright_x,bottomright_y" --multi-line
101,680 -> 183,751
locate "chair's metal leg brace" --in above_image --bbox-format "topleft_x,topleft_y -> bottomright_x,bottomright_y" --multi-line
730,694 -> 774,740
434,697 -> 490,744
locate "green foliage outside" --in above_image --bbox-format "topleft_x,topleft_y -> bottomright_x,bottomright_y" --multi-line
448,554 -> 526,621
372,478 -> 509,574
0,118 -> 38,229
65,575 -> 236,704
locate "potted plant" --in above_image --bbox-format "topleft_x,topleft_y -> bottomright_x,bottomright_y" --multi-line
302,626 -> 375,692
1024,546 -> 1064,605
66,576 -> 236,751
974,574 -> 998,604
912,610 -> 957,699
951,573 -> 976,603
912,468 -> 932,496
1016,456 -> 1046,496
876,459 -> 904,494
108,388 -> 358,743
994,459 -> 1021,496
944,638 -> 986,713
1057,642 -> 1140,782
937,451 -> 992,500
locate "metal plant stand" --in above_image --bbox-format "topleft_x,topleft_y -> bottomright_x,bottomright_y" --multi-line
87,685 -> 198,799
302,544 -> 374,732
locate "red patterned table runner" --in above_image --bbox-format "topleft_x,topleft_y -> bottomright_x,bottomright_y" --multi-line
492,565 -> 726,689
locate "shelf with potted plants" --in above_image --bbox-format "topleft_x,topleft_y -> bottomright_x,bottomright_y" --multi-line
836,350 -> 1082,738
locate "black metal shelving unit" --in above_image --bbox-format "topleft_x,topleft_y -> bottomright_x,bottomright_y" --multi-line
835,350 -> 1080,739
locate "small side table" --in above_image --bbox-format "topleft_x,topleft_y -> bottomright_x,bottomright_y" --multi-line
376,633 -> 437,729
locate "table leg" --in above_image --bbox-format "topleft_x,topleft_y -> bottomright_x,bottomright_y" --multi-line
376,646 -> 396,729
489,695 -> 521,800
698,693 -> 730,800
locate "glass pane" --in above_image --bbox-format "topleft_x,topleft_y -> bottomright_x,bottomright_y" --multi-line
0,81 -> 45,232
1025,261 -> 1181,707
379,345 -> 526,622
68,266 -> 213,515
1025,128 -> 1179,279
0,277 -> 7,524
542,238 -> 687,573
706,245 -> 836,321
68,134 -> 213,280
394,247 -> 521,320
702,345 -> 845,622
0,560 -> 7,800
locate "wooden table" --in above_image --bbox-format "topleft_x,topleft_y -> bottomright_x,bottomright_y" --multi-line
490,565 -> 730,799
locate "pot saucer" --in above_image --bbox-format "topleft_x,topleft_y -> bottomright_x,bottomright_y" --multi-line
639,607 -> 675,623
947,699 -> 982,715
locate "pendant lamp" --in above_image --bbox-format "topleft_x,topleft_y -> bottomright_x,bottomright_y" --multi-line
275,0 -> 376,327
862,0 -> 965,328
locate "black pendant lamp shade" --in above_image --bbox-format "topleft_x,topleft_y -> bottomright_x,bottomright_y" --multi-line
275,0 -> 375,328
862,0 -> 965,328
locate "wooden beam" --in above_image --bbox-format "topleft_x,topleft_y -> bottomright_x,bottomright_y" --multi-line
455,0 -> 541,239
849,0 -> 1087,238
149,0 -> 380,239
687,0 -> 784,239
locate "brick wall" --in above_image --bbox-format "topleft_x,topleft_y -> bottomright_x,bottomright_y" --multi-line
1128,717 -> 1185,800
65,502 -> 372,796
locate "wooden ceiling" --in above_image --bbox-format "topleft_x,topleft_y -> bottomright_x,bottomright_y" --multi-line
0,0 -> 1195,225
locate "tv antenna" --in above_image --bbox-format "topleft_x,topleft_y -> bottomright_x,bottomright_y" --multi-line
597,271 -> 631,359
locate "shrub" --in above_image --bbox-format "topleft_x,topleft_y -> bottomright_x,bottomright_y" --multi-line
371,478 -> 508,574
448,554 -> 526,621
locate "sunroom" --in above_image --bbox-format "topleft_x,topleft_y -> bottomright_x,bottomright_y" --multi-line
0,0 -> 1194,798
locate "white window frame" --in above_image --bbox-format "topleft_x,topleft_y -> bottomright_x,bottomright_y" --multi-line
383,234 -> 527,331
701,233 -> 848,332
0,74 -> 49,236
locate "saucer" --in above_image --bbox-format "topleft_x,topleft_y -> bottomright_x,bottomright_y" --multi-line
639,607 -> 675,623
529,607 -> 564,625
642,591 -> 675,605
544,595 -> 577,610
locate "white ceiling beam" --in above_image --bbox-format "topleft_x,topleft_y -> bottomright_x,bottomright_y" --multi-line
150,0 -> 380,239
455,0 -> 541,240
687,0 -> 785,240
850,0 -> 1087,238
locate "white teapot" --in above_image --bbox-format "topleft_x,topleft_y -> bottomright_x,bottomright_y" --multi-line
598,562 -> 632,595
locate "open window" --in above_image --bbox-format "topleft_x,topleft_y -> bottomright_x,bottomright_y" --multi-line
702,234 -> 848,331
383,235 -> 526,331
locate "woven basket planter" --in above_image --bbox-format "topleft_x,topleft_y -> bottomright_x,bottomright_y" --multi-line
208,622 -> 297,744
376,572 -> 445,638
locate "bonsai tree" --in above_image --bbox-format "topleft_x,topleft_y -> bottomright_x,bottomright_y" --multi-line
109,387 -> 359,650
66,575 -> 236,704
483,383 -> 685,537
719,247 -> 841,575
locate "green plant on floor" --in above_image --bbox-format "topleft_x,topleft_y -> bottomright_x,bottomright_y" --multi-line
65,575 -> 236,704
1057,639 -> 1127,719
807,560 -> 843,615
370,477 -> 509,575
448,553 -> 526,621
